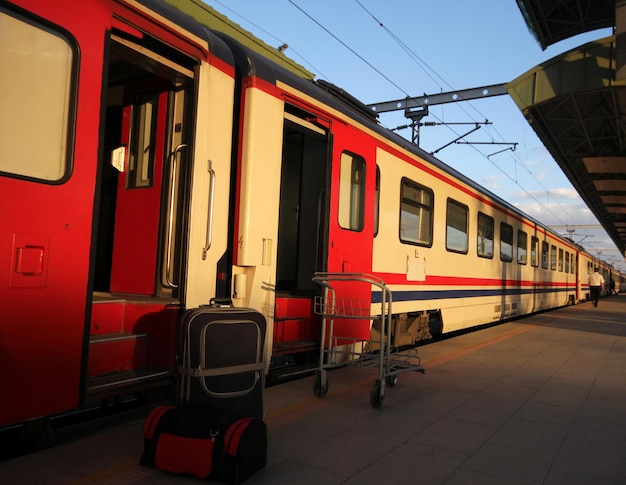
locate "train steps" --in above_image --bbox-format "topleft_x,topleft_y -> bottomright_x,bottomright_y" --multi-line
86,295 -> 179,400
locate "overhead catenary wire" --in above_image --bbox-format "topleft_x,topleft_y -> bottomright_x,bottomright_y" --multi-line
287,0 -> 409,96
204,0 -> 585,233
351,0 -> 573,227
206,0 -> 331,80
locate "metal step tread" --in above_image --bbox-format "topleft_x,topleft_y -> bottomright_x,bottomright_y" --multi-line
272,339 -> 318,354
89,332 -> 147,344
86,369 -> 173,396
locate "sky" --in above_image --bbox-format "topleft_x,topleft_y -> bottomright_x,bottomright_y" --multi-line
201,0 -> 624,271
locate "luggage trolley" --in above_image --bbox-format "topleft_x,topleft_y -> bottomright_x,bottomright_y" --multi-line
311,272 -> 425,408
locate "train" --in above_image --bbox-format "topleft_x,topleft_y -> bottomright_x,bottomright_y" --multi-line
1,0 -> 623,429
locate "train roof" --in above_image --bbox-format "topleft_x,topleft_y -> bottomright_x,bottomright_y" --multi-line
160,0 -> 313,79
215,32 -> 574,244
137,0 -> 233,67
140,1 -> 617,268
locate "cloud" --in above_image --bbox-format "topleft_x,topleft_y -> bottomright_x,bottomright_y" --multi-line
513,200 -> 596,226
509,187 -> 581,204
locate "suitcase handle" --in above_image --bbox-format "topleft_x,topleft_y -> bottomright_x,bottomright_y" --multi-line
179,362 -> 265,378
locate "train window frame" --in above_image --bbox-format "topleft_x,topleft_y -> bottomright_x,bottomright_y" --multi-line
338,151 -> 366,232
477,212 -> 494,259
374,165 -> 380,237
550,245 -> 557,270
399,177 -> 433,247
127,93 -> 158,189
558,248 -> 564,272
517,230 -> 528,265
500,222 -> 513,262
445,198 -> 468,254
0,7 -> 77,183
565,251 -> 570,273
531,236 -> 539,267
542,241 -> 549,269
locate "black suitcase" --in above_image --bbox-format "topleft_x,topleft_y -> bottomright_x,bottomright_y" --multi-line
178,306 -> 266,419
140,403 -> 267,483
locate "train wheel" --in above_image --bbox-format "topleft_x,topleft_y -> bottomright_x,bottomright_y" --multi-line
370,380 -> 385,408
313,371 -> 328,397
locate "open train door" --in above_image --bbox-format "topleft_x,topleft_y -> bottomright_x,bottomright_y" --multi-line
324,120 -> 377,343
87,14 -> 202,399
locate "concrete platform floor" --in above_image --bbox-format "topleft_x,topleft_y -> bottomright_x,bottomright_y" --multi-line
1,294 -> 625,484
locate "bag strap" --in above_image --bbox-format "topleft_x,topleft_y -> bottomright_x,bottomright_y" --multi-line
224,417 -> 253,455
143,405 -> 175,439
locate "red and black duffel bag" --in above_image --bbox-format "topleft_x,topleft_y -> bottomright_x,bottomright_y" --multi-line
140,404 -> 267,483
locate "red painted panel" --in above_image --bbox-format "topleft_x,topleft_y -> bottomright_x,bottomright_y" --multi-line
0,0 -> 111,427
125,303 -> 179,368
109,89 -> 168,294
91,301 -> 125,335
273,297 -> 318,344
87,336 -> 147,377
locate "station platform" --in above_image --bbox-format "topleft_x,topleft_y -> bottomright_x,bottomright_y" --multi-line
2,295 -> 625,484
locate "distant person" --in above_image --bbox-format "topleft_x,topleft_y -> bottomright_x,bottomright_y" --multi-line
610,277 -> 617,295
588,268 -> 605,307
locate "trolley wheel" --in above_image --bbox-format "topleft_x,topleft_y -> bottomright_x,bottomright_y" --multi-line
313,371 -> 328,397
370,380 -> 385,408
386,374 -> 398,387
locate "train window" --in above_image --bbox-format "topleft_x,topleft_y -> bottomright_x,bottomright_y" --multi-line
338,152 -> 365,231
500,222 -> 513,262
531,236 -> 539,267
446,199 -> 468,254
517,230 -> 527,264
477,212 -> 494,258
374,165 -> 380,237
399,178 -> 433,246
558,248 -> 564,271
0,9 -> 74,182
542,241 -> 549,269
565,252 -> 570,273
550,245 -> 557,270
127,94 -> 158,188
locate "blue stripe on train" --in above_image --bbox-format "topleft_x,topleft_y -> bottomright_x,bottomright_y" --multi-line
372,286 -> 571,303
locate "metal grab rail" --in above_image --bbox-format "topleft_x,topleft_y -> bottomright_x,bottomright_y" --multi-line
202,160 -> 215,260
165,143 -> 186,288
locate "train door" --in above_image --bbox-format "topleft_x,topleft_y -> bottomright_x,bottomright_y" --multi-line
272,109 -> 330,357
265,103 -> 375,365
276,112 -> 330,292
87,33 -> 196,398
107,78 -> 187,295
324,122 -> 377,342
0,1 -> 110,427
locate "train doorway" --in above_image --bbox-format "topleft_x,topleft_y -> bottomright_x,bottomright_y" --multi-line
276,113 -> 329,293
87,35 -> 196,398
272,110 -> 329,359
97,38 -> 192,298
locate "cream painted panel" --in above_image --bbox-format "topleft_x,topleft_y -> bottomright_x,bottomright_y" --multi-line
236,88 -> 284,267
184,62 -> 234,309
373,146 -> 576,329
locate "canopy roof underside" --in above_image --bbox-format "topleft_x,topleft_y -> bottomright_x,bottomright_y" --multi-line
513,0 -> 626,256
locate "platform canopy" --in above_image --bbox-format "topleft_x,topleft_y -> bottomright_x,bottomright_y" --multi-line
516,0 -> 616,50
512,0 -> 626,257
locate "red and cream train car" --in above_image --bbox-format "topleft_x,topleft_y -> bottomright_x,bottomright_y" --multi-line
1,0 -> 237,428
1,0 -> 621,429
